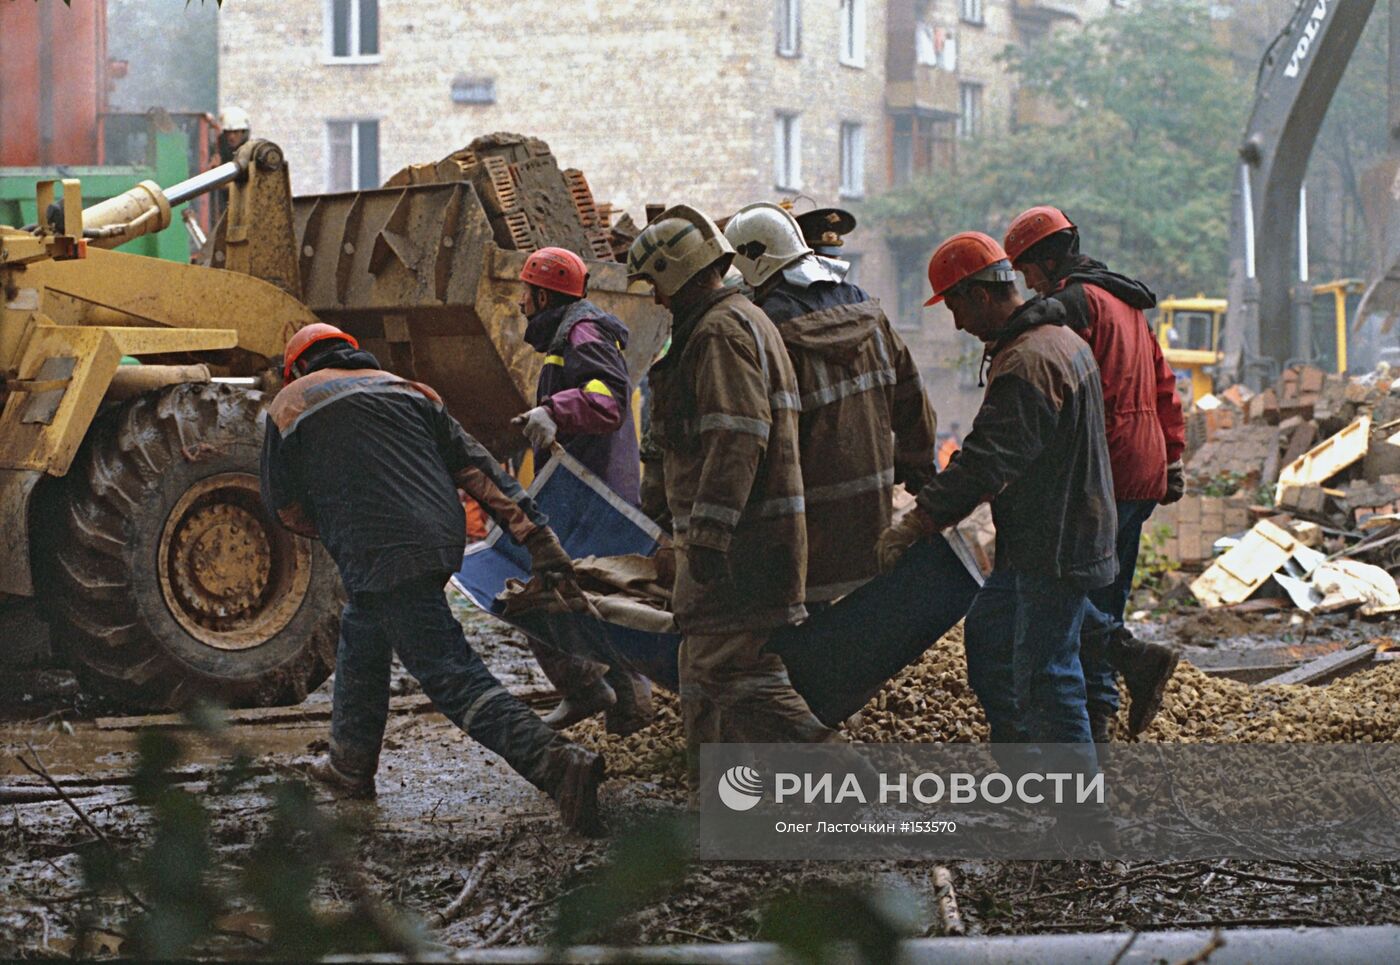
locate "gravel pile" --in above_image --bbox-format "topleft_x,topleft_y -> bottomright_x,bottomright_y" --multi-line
572,624 -> 1400,782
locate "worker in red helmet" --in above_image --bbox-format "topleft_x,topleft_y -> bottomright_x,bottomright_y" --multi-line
262,323 -> 607,835
1004,206 -> 1185,742
878,232 -> 1116,825
512,247 -> 653,735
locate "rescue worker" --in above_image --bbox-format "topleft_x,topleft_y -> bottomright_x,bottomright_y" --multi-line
724,202 -> 939,604
261,323 -> 606,835
626,205 -> 834,781
215,106 -> 251,164
794,206 -> 858,273
512,246 -> 653,735
1004,206 -> 1184,740
878,232 -> 1116,767
210,107 -> 251,224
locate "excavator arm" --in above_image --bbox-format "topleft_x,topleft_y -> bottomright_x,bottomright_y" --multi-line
1223,0 -> 1378,379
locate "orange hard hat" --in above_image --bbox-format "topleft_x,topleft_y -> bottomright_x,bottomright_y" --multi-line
283,323 -> 358,381
520,246 -> 588,298
925,231 -> 1016,306
1003,205 -> 1076,265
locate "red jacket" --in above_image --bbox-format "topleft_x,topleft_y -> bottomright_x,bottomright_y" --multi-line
1053,258 -> 1185,502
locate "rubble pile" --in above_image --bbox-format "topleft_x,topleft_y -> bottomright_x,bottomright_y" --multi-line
570,623 -> 1400,784
1149,364 -> 1400,618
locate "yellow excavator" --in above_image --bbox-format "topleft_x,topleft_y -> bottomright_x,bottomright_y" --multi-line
1155,280 -> 1363,403
1,133 -> 668,710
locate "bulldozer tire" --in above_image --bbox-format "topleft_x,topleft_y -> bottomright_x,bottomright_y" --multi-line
43,382 -> 342,710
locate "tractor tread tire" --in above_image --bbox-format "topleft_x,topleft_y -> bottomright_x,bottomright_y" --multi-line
43,383 -> 341,710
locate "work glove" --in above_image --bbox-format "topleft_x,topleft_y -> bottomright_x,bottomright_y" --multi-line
1162,461 -> 1186,505
513,406 -> 558,450
524,527 -> 574,583
687,545 -> 730,586
876,507 -> 937,574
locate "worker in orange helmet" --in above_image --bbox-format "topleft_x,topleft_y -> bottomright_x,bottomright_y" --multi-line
1004,206 -> 1184,744
513,247 -> 654,736
877,233 -> 1117,837
262,322 -> 606,834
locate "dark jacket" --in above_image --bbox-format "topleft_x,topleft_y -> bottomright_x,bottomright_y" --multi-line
1052,256 -> 1187,501
761,279 -> 939,601
916,298 -> 1117,590
527,299 -> 640,505
261,344 -> 548,594
648,286 -> 808,633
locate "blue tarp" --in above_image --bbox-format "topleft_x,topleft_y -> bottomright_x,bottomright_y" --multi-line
452,451 -> 681,691
453,451 -> 984,724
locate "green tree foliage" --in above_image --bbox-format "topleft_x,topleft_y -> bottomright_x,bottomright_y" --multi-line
869,0 -> 1248,298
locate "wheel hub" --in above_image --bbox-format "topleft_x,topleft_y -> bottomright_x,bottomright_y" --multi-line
158,473 -> 312,651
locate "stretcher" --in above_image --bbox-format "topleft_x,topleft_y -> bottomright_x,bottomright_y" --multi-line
453,451 -> 983,727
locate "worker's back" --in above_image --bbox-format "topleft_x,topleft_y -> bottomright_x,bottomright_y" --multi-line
262,344 -> 468,594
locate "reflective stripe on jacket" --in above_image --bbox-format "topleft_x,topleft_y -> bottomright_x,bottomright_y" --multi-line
761,281 -> 938,601
648,287 -> 808,633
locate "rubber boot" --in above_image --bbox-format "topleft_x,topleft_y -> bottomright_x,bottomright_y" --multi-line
469,693 -> 607,836
304,754 -> 377,800
1107,629 -> 1180,737
603,667 -> 655,736
542,677 -> 616,730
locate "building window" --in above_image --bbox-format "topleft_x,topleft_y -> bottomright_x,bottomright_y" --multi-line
839,0 -> 866,68
890,112 -> 955,186
776,0 -> 801,57
451,76 -> 496,105
327,119 -> 380,191
957,83 -> 982,139
327,0 -> 379,61
960,0 -> 984,26
840,122 -> 865,199
894,245 -> 928,331
774,112 -> 801,190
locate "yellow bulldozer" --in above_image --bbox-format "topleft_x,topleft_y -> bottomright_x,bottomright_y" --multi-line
0,133 -> 668,710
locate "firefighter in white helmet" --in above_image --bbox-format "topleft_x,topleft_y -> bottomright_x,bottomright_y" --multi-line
724,202 -> 938,609
627,205 -> 833,785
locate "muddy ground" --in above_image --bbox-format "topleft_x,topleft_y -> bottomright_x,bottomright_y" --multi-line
3,596 -> 1400,959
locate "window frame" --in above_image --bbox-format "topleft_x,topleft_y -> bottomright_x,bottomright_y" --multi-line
326,118 -> 380,192
774,112 -> 802,191
957,82 -> 983,140
839,121 -> 865,200
838,0 -> 867,68
960,0 -> 985,27
776,0 -> 802,58
324,0 -> 382,65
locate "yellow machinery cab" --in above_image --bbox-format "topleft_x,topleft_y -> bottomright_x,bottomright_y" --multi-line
1155,295 -> 1227,402
1310,278 -> 1363,374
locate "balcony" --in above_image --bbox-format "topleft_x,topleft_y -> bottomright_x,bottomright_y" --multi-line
886,65 -> 959,117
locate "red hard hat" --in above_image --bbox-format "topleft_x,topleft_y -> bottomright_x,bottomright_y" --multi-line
1003,205 -> 1076,265
925,231 -> 1015,306
283,323 -> 358,381
520,246 -> 588,298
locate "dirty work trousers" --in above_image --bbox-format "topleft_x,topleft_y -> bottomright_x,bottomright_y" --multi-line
528,640 -> 653,724
678,630 -> 834,783
1080,499 -> 1158,719
962,569 -> 1097,770
330,574 -> 561,788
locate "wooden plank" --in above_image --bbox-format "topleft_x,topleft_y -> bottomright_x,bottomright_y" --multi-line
1190,519 -> 1299,607
1275,415 -> 1371,502
1258,645 -> 1377,686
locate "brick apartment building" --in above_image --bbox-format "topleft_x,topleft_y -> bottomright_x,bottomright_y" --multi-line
220,0 -> 1119,423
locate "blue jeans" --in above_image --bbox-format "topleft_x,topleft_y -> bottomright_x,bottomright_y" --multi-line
963,569 -> 1094,753
1081,499 -> 1158,718
330,574 -> 557,783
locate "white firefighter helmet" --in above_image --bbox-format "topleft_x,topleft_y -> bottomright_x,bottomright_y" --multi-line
218,106 -> 251,133
723,202 -> 812,289
626,205 -> 734,298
